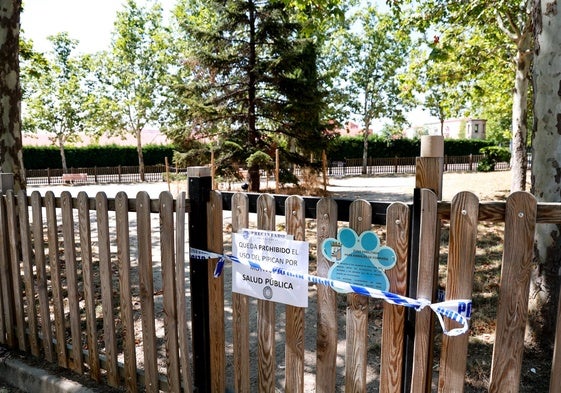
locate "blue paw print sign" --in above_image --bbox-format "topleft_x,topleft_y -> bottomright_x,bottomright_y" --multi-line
322,228 -> 397,293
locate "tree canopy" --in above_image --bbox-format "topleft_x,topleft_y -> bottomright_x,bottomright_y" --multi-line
22,33 -> 91,172
168,0 -> 341,191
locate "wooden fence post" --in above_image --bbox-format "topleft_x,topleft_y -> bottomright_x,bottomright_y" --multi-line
187,166 -> 213,392
404,135 -> 444,392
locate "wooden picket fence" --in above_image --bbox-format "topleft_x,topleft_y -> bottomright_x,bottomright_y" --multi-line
0,169 -> 559,392
0,189 -> 190,392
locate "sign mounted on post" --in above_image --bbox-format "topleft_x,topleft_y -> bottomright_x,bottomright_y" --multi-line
322,228 -> 396,292
232,228 -> 309,307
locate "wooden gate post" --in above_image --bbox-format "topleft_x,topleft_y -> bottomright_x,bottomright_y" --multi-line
404,135 -> 444,392
187,166 -> 213,392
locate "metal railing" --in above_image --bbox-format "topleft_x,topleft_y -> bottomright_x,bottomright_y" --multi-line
24,155 -> 511,186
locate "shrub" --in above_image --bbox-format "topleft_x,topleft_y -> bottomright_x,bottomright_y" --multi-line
477,146 -> 511,172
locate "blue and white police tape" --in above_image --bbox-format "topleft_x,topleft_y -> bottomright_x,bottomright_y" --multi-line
190,248 -> 471,337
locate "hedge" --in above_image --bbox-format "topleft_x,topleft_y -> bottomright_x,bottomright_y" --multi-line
326,136 -> 494,162
23,144 -> 176,170
22,138 -> 496,170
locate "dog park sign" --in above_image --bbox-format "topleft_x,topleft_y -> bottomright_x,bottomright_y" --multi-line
232,228 -> 309,307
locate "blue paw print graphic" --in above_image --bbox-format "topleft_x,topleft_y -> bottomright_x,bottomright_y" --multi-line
322,228 -> 396,293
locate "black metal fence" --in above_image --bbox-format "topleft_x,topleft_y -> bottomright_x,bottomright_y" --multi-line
321,154 -> 510,176
25,164 -> 176,186
24,155 -> 510,186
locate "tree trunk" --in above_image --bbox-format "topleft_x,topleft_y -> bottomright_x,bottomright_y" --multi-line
529,0 -> 561,347
136,128 -> 145,182
248,164 -> 260,193
0,0 -> 25,192
361,121 -> 370,175
510,32 -> 532,192
58,135 -> 68,173
247,0 -> 259,192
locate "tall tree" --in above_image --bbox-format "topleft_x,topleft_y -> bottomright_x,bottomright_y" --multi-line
400,28 -> 489,137
529,0 -> 561,349
23,33 -> 90,172
94,0 -> 170,181
338,5 -> 411,174
401,1 -> 532,191
172,0 -> 333,191
0,0 -> 25,192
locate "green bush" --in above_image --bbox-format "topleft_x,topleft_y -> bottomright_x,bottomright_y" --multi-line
477,146 -> 511,172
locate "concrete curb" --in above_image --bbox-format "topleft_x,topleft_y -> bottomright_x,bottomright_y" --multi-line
0,357 -> 95,393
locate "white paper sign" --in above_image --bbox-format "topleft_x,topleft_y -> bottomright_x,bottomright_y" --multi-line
232,228 -> 309,307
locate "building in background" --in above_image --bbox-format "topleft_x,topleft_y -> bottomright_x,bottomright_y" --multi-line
403,118 -> 486,139
335,120 -> 374,137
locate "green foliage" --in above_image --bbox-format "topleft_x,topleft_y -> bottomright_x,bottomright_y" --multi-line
246,151 -> 274,171
327,136 -> 494,161
22,145 -> 175,169
22,146 -> 61,169
213,141 -> 245,184
340,7 -> 411,129
170,0 -> 334,190
278,168 -> 300,186
477,146 -> 511,172
443,139 -> 494,156
21,33 -> 93,171
90,0 -> 172,177
172,138 -> 210,168
329,5 -> 411,169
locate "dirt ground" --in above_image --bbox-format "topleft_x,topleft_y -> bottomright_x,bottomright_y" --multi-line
325,170 -> 516,202
27,168 -> 517,203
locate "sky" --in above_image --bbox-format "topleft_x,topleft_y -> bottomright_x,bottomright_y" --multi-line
20,0 -> 435,127
21,0 -> 173,53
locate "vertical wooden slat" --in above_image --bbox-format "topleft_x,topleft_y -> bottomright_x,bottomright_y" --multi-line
285,196 -> 305,393
380,201 -> 410,393
5,191 -> 26,351
315,198 -> 338,393
17,191 -> 39,356
61,191 -> 84,373
0,195 -> 15,347
410,189 -> 438,393
175,192 -> 193,392
137,191 -> 158,393
115,192 -> 138,392
438,191 -> 479,393
30,191 -> 54,362
257,194 -> 276,393
231,193 -> 250,393
45,191 -> 67,367
489,192 -> 536,392
414,154 -> 444,393
207,190 -> 225,393
77,192 -> 100,381
96,192 -> 119,387
160,191 -> 181,393
345,199 -> 372,393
